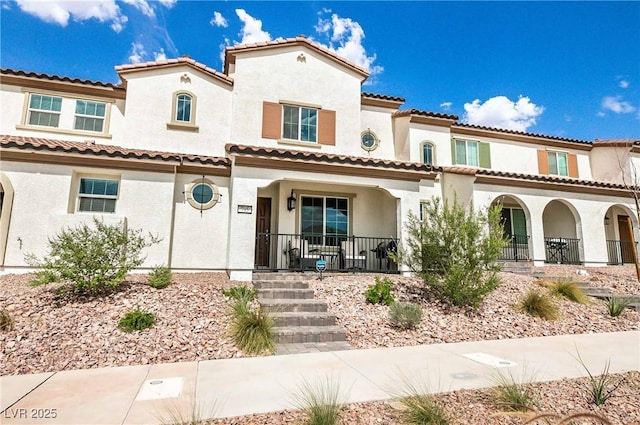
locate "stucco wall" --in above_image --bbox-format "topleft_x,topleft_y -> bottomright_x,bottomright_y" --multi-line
360,106 -> 396,160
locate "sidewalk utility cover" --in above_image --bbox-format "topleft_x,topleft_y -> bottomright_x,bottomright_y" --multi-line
462,352 -> 515,368
136,377 -> 184,401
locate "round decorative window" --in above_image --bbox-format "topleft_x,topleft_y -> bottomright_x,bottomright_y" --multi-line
187,179 -> 219,210
361,129 -> 379,151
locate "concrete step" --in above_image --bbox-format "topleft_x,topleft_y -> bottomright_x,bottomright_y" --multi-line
253,273 -> 317,281
253,280 -> 310,290
259,299 -> 328,313
271,312 -> 337,327
276,341 -> 352,355
271,326 -> 347,344
257,288 -> 315,300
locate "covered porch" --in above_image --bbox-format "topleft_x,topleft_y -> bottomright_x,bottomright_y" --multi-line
605,204 -> 638,265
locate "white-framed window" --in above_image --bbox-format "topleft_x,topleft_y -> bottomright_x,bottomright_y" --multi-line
283,105 -> 318,143
301,196 -> 348,246
28,94 -> 62,127
361,129 -> 379,151
168,91 -> 198,131
422,142 -> 435,165
185,178 -> 219,210
548,151 -> 569,176
74,100 -> 106,132
176,94 -> 192,122
455,139 -> 479,166
78,178 -> 119,213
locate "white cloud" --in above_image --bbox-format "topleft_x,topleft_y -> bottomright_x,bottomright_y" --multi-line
440,102 -> 452,111
463,95 -> 544,132
619,80 -> 630,89
210,11 -> 228,27
153,48 -> 167,61
128,42 -> 146,63
597,111 -> 606,117
235,9 -> 271,44
601,96 -> 636,114
121,0 -> 154,18
2,2 -> 11,10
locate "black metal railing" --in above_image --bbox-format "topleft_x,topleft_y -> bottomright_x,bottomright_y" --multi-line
544,237 -> 581,264
607,240 -> 638,265
254,233 -> 399,273
498,234 -> 530,262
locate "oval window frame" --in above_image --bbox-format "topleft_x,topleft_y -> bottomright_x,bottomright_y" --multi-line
360,129 -> 380,152
186,179 -> 219,210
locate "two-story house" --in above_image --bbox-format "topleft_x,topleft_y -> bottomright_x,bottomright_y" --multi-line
1,36 -> 638,280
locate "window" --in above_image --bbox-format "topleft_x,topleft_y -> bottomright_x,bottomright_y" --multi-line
301,196 -> 348,246
176,94 -> 192,122
186,179 -> 219,210
455,139 -> 479,166
548,151 -> 568,176
501,208 -> 527,239
283,105 -> 317,143
422,142 -> 434,165
74,100 -> 106,132
168,91 -> 198,131
361,129 -> 379,151
28,94 -> 62,127
78,178 -> 119,213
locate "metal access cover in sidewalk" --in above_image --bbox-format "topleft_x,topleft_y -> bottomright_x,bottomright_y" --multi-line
135,377 -> 184,401
462,352 -> 516,368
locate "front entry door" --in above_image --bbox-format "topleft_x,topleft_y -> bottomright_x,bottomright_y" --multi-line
255,197 -> 272,268
618,215 -> 635,264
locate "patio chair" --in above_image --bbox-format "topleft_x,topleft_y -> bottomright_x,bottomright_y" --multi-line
341,239 -> 367,270
288,237 -> 321,270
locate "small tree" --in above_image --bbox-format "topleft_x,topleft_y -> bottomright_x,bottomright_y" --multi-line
27,218 -> 160,295
396,197 -> 508,309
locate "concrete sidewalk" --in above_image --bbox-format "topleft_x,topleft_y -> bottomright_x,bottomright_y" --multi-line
1,331 -> 639,424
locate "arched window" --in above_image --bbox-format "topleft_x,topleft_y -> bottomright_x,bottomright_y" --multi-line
168,91 -> 198,131
421,142 -> 435,165
176,94 -> 192,122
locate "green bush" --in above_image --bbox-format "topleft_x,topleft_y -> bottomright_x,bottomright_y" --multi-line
395,197 -> 508,310
389,302 -> 423,329
549,280 -> 589,304
26,218 -> 160,295
605,296 -> 631,317
222,285 -> 257,303
396,379 -> 450,425
230,309 -> 275,355
490,369 -> 536,412
147,265 -> 172,289
520,291 -> 559,320
575,351 -> 626,406
293,376 -> 344,425
0,309 -> 15,331
118,308 -> 155,332
365,277 -> 395,305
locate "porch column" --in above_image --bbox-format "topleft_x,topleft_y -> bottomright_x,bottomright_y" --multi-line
580,204 -> 609,266
528,203 -> 546,267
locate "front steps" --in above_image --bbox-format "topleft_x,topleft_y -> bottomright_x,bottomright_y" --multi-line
253,273 -> 351,353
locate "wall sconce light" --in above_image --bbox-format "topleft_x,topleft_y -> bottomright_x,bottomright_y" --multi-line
287,190 -> 296,211
604,216 -> 611,226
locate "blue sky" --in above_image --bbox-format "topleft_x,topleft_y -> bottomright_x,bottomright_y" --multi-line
1,1 -> 638,141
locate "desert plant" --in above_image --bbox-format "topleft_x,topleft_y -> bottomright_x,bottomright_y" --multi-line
548,280 -> 589,304
230,308 -> 275,355
490,369 -> 536,412
575,351 -> 626,406
148,265 -> 172,289
0,309 -> 15,331
396,379 -> 450,425
222,285 -> 257,303
365,276 -> 395,305
118,307 -> 155,332
389,302 -> 423,329
26,218 -> 160,295
605,296 -> 631,317
519,291 -> 559,320
292,375 -> 344,425
394,197 -> 508,309
156,392 -> 217,425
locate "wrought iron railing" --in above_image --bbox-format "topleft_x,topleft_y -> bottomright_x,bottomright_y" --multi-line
498,234 -> 530,262
544,237 -> 581,264
254,233 -> 399,273
606,240 -> 638,265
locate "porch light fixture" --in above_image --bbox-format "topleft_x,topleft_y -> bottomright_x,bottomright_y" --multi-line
287,190 -> 296,211
604,216 -> 611,226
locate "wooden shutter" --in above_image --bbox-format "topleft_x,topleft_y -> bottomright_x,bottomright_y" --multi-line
261,101 -> 281,139
318,109 -> 336,145
568,153 -> 579,178
479,142 -> 491,168
450,139 -> 457,165
537,150 -> 549,174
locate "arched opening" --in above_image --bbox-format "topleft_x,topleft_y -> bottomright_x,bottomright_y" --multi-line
604,204 -> 638,265
491,195 -> 531,261
542,199 -> 582,264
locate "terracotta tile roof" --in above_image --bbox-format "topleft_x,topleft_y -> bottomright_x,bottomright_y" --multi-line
593,139 -> 640,147
0,135 -> 230,166
453,122 -> 591,145
115,57 -> 233,85
393,109 -> 459,121
467,167 -> 630,190
361,92 -> 406,103
225,143 -> 438,173
0,68 -> 121,89
224,36 -> 369,79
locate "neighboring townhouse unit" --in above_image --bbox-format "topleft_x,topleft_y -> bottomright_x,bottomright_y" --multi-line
1,36 -> 638,280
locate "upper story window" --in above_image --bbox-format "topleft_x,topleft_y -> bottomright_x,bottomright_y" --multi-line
167,91 -> 198,131
283,105 -> 317,143
451,139 -> 491,168
361,129 -> 379,151
78,178 -> 119,213
548,151 -> 568,176
176,94 -> 192,122
28,94 -> 62,127
74,100 -> 106,132
422,142 -> 435,165
537,149 -> 578,178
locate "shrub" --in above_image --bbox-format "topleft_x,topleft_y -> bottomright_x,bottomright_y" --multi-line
389,302 -> 423,329
548,280 -> 589,304
519,291 -> 559,320
230,309 -> 275,355
605,296 -> 631,317
222,285 -> 257,303
292,376 -> 344,425
27,218 -> 160,295
147,265 -> 172,289
490,369 -> 536,412
0,309 -> 15,331
394,197 -> 508,310
575,351 -> 626,406
397,380 -> 450,425
118,308 -> 155,332
365,277 -> 395,305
